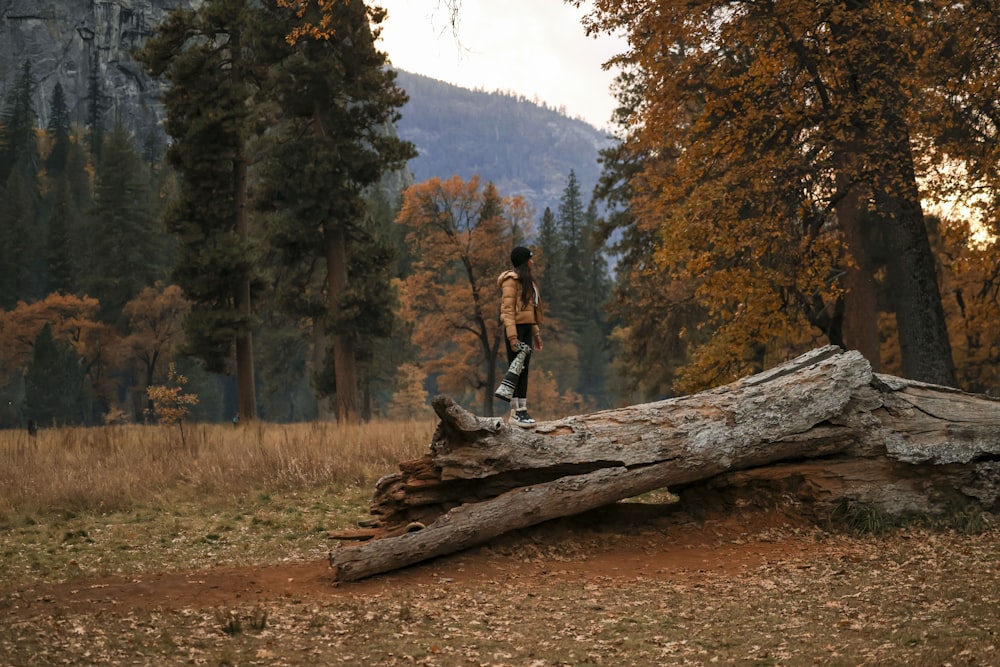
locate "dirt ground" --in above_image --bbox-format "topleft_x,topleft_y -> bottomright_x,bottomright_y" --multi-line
3,505 -> 841,618
3,503 -> 998,666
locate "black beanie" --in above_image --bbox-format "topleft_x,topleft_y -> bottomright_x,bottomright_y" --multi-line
510,246 -> 532,267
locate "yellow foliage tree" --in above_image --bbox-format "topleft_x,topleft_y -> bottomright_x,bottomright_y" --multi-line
146,362 -> 199,426
275,0 -> 458,44
386,362 -> 430,421
122,282 -> 191,419
0,293 -> 119,409
585,0 -> 994,392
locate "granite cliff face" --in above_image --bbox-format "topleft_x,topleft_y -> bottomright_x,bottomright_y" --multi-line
0,0 -> 196,139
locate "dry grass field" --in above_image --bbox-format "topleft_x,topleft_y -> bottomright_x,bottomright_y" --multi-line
1,420 -> 997,666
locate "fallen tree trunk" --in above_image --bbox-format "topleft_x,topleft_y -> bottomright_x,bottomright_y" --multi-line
328,346 -> 1000,581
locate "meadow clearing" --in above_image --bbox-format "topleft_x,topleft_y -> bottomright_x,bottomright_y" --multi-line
0,420 -> 997,666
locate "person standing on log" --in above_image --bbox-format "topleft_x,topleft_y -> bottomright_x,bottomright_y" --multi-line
498,246 -> 544,427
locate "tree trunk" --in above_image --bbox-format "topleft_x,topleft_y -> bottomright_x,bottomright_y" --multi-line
834,143 -> 881,371
325,226 -> 359,424
310,320 -> 335,421
328,346 -> 1000,581
875,113 -> 956,386
231,26 -> 256,422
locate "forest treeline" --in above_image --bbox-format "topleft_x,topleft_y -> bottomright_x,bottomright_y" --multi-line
5,0 -> 1000,429
0,0 -> 614,428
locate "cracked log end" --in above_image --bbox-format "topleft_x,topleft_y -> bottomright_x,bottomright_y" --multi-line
432,394 -> 505,440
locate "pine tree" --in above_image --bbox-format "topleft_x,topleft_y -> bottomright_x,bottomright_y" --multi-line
0,61 -> 39,183
535,207 -> 564,308
24,323 -> 87,426
254,322 -> 314,422
85,57 -> 105,159
342,185 -> 422,419
577,202 -> 613,406
0,61 -> 43,307
557,170 -> 588,324
41,84 -> 77,295
537,173 -> 614,408
137,0 -> 263,421
87,122 -> 169,325
42,84 -> 90,296
253,0 -> 415,423
44,176 -> 78,294
45,82 -> 72,175
0,167 -> 42,308
548,172 -> 588,332
347,218 -> 404,420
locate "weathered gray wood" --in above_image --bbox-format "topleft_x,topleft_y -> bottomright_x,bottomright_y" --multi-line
328,345 -> 1000,582
361,346 -> 869,527
428,345 -> 869,480
333,462 -> 691,581
863,376 -> 1000,463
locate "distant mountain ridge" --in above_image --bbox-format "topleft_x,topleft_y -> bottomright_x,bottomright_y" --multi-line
0,3 -> 614,220
394,70 -> 615,219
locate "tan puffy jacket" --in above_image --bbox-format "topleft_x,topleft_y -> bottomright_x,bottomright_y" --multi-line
497,270 -> 541,342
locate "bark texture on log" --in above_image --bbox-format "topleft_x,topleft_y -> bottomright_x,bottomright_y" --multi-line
328,346 -> 1000,581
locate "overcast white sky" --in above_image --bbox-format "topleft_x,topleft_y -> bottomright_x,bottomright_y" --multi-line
374,0 -> 625,130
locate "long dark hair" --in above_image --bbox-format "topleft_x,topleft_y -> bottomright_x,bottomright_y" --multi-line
515,263 -> 535,307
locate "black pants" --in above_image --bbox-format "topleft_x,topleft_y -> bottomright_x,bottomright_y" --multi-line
504,323 -> 534,400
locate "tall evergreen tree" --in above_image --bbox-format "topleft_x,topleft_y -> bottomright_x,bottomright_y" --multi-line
0,61 -> 44,307
348,216 -> 405,420
43,84 -> 90,296
254,0 -> 415,423
44,176 -> 78,294
535,207 -> 564,311
0,167 -> 42,307
555,170 -> 590,331
45,82 -> 72,175
87,122 -> 169,324
0,61 -> 39,183
138,0 -> 263,421
85,57 -> 105,159
538,173 -> 615,408
576,201 -> 613,407
558,172 -> 587,295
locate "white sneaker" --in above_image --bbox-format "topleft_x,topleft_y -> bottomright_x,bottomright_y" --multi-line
512,409 -> 536,427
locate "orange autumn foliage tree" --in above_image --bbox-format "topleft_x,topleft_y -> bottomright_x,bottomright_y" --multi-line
386,361 -> 430,421
0,294 -> 102,381
0,293 -> 119,409
397,176 -> 532,417
122,282 -> 191,417
276,0 -> 390,43
146,362 -> 199,426
276,0 -> 459,43
583,0 -> 1000,393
